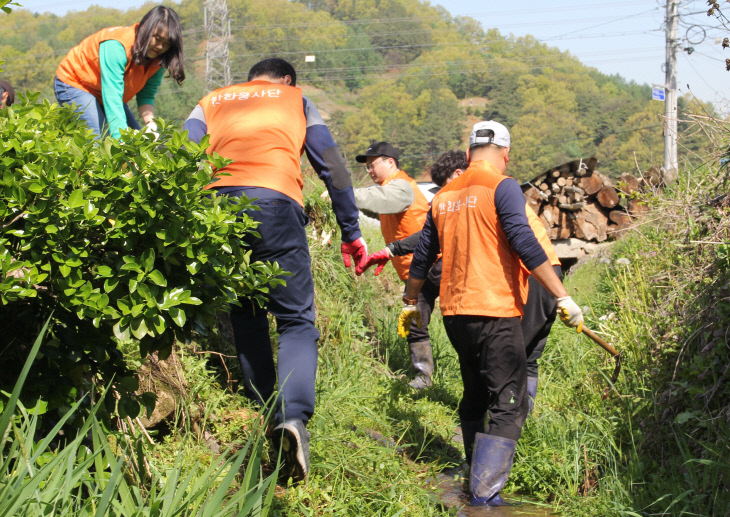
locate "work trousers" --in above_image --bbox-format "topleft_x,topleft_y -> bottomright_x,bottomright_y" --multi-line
521,265 -> 563,378
407,259 -> 442,344
54,76 -> 140,139
443,315 -> 529,442
223,187 -> 320,426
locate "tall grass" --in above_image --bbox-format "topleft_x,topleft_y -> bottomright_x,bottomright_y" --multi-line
0,318 -> 279,516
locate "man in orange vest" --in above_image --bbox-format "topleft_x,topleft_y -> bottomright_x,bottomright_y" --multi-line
184,58 -> 367,484
399,121 -> 583,506
353,142 -> 434,389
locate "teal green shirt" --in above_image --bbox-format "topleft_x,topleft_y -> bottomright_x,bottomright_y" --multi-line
99,40 -> 164,139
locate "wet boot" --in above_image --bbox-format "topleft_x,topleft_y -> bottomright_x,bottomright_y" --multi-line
526,376 -> 538,415
469,433 -> 517,506
408,340 -> 434,389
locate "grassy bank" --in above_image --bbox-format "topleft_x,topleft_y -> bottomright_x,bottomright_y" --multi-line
7,161 -> 730,515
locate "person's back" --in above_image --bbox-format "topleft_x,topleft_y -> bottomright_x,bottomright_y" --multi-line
197,82 -> 307,202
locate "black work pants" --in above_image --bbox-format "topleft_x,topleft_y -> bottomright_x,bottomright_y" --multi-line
521,265 -> 562,378
224,187 -> 320,426
443,315 -> 529,442
408,259 -> 442,344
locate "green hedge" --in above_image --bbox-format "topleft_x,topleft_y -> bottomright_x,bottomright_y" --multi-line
0,94 -> 285,423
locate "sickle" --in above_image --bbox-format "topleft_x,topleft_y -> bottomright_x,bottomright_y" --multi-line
579,326 -> 622,400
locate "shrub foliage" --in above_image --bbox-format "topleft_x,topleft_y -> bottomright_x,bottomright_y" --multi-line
0,94 -> 285,421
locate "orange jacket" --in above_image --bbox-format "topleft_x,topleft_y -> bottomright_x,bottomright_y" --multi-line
56,24 -> 161,104
526,206 -> 561,266
432,160 -> 529,317
379,170 -> 430,281
198,81 -> 308,205
518,205 -> 561,303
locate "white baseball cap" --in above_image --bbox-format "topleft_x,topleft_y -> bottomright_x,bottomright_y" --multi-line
469,120 -> 510,148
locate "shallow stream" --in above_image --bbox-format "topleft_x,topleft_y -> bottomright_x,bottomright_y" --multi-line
430,468 -> 557,517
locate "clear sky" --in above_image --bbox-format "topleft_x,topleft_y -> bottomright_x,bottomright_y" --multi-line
10,0 -> 730,108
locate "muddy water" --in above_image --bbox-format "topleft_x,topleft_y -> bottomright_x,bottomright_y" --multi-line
430,468 -> 557,517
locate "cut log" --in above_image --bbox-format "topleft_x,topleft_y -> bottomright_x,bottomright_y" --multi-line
559,202 -> 585,211
557,177 -> 566,187
580,174 -> 604,196
551,183 -> 560,193
563,185 -> 585,196
551,170 -> 561,178
558,195 -> 568,205
628,199 -> 649,216
593,170 -> 613,188
566,177 -> 574,186
539,183 -> 549,191
609,210 -> 631,226
524,186 -> 541,201
541,205 -> 556,226
645,166 -> 662,187
596,186 -> 620,209
558,210 -> 572,239
617,173 -> 642,195
572,201 -> 609,242
523,187 -> 542,214
539,214 -> 550,232
607,211 -> 632,239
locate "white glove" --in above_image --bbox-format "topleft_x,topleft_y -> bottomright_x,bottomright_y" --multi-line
145,121 -> 159,140
557,296 -> 583,331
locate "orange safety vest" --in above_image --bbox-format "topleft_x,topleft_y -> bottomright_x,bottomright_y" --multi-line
518,205 -> 562,304
526,205 -> 561,266
379,170 -> 430,281
198,81 -> 308,205
432,160 -> 529,318
56,24 -> 161,104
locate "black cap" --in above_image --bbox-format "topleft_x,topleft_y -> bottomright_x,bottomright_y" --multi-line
0,80 -> 15,106
355,141 -> 400,163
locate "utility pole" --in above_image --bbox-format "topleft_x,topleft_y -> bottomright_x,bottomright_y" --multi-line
204,0 -> 231,93
664,0 -> 679,184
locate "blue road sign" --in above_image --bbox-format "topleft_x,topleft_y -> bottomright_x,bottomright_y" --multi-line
652,87 -> 665,101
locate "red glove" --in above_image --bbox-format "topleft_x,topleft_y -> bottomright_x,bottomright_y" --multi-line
361,249 -> 391,276
341,237 -> 368,274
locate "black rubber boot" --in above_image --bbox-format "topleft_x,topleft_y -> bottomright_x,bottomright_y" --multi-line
469,433 -> 517,506
526,376 -> 538,415
408,340 -> 434,389
273,418 -> 310,483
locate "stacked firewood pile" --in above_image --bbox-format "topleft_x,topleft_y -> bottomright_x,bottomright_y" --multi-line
521,157 -> 654,242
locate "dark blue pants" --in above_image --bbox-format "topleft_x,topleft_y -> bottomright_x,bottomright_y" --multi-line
54,76 -> 140,139
521,265 -> 563,378
407,258 -> 441,344
443,315 -> 528,442
222,187 -> 320,426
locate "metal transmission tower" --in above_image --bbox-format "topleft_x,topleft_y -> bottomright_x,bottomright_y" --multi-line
204,0 -> 231,93
663,0 -> 679,185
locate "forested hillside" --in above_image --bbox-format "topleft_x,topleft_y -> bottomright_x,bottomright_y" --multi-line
0,0 -> 717,179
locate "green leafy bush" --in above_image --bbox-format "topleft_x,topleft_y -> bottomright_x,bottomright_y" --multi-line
0,94 -> 286,422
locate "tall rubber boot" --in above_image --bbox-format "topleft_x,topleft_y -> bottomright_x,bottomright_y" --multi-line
408,341 -> 434,389
460,417 -> 486,466
469,433 -> 517,506
526,376 -> 538,415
